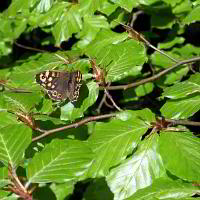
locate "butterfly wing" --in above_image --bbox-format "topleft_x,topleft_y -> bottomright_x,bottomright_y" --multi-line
66,71 -> 82,102
35,71 -> 70,101
35,70 -> 82,102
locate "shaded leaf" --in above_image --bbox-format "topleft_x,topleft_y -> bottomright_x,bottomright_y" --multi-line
84,178 -> 113,200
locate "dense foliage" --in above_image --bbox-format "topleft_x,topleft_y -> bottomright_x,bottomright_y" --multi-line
1,0 -> 200,199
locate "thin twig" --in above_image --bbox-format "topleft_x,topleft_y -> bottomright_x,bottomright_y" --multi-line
32,113 -> 116,142
165,119 -> 200,127
96,92 -> 107,114
14,41 -> 46,53
146,41 -> 178,63
114,21 -> 179,63
104,57 -> 200,90
129,10 -> 144,27
104,89 -> 122,111
104,98 -> 114,109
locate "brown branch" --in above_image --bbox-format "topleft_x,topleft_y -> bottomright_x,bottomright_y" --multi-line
105,57 -> 200,90
32,113 -> 116,142
165,119 -> 200,127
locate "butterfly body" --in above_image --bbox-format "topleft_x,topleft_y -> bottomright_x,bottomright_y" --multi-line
35,70 -> 82,102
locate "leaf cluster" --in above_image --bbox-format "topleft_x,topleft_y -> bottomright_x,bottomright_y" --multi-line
0,0 -> 200,199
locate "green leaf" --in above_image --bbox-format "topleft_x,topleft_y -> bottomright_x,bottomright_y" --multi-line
107,134 -> 166,200
159,132 -> 200,181
110,0 -> 139,12
60,81 -> 99,121
79,0 -> 107,15
150,3 -> 176,29
158,37 -> 185,49
162,0 -> 182,7
0,190 -> 12,199
126,178 -> 200,200
50,181 -> 75,200
151,51 -> 177,68
27,139 -> 94,183
87,38 -> 146,82
0,167 -> 10,188
0,112 -> 19,128
5,0 -> 37,16
172,0 -> 192,17
85,29 -> 128,57
0,16 -> 27,51
161,94 -> 200,119
135,83 -> 154,97
183,6 -> 200,24
52,5 -> 82,45
76,15 -> 109,49
29,2 -> 71,27
87,110 -> 153,177
36,0 -> 53,13
0,92 -> 41,113
105,40 -> 146,82
35,98 -> 54,115
151,52 -> 189,85
99,1 -> 119,16
172,44 -> 200,58
0,124 -> 32,167
162,73 -> 200,99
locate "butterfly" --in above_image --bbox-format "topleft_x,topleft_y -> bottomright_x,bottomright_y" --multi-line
35,70 -> 82,102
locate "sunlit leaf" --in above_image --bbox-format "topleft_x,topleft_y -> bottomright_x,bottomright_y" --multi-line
106,134 -> 166,200
87,109 -> 154,177
161,94 -> 200,119
0,125 -> 32,168
126,177 -> 200,200
159,132 -> 200,181
28,139 -> 94,183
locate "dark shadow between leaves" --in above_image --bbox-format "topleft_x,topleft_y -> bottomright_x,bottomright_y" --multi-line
33,184 -> 56,200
